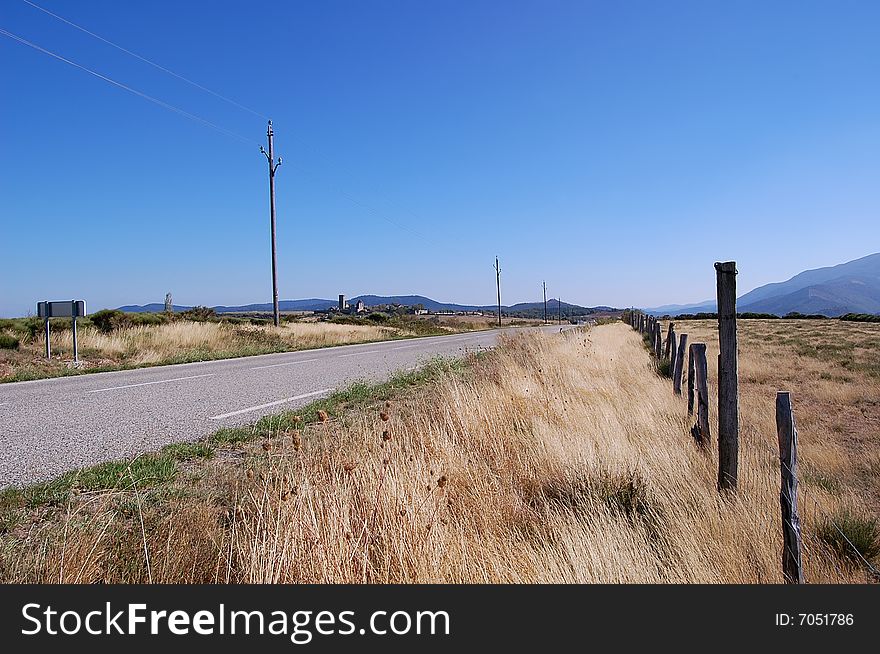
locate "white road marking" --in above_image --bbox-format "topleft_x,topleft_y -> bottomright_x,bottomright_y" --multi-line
87,373 -> 215,394
208,388 -> 333,420
250,357 -> 320,370
390,344 -> 421,350
337,350 -> 380,358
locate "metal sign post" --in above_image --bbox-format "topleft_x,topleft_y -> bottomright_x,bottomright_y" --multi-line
37,300 -> 86,363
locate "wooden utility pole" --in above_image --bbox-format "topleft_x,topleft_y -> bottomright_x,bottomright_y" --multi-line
495,256 -> 502,327
543,281 -> 547,324
558,297 -> 562,324
716,261 -> 739,491
776,391 -> 804,584
260,120 -> 283,327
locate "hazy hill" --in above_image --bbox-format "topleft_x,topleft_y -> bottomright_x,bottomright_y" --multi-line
646,252 -> 880,317
117,295 -> 609,316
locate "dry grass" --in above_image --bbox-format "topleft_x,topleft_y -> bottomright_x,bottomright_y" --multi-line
2,322 -> 873,583
678,319 -> 880,518
0,320 -> 404,382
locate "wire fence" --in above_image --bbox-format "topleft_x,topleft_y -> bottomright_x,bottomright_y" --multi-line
622,305 -> 879,584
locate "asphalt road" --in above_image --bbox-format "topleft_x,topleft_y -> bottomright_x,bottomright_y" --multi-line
0,326 -> 563,487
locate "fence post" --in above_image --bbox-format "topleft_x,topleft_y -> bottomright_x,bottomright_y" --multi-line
687,344 -> 695,414
776,391 -> 804,584
669,326 -> 677,367
690,343 -> 710,446
654,321 -> 662,359
716,261 -> 739,491
664,322 -> 674,358
673,333 -> 687,395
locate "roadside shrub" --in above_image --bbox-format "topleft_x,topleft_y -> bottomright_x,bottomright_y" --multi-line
816,509 -> 880,563
0,333 -> 19,350
366,312 -> 389,323
179,306 -> 217,321
89,309 -> 131,333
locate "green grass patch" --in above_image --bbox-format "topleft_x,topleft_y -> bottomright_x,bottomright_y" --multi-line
815,509 -> 880,563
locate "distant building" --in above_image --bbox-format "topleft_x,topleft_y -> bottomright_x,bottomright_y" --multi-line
353,299 -> 366,314
414,308 -> 429,315
338,294 -> 347,311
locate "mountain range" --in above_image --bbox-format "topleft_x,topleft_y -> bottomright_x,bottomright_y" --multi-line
118,295 -> 608,315
646,252 -> 880,317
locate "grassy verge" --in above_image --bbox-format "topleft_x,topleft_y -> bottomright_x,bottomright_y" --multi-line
0,324 -> 481,384
0,356 -> 471,535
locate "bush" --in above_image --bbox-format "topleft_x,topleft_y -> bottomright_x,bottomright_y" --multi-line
816,509 -> 880,563
89,309 -> 131,333
0,333 -> 19,350
839,313 -> 880,323
179,306 -> 217,321
366,312 -> 389,323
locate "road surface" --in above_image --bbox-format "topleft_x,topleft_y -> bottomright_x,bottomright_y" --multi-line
0,326 -> 563,487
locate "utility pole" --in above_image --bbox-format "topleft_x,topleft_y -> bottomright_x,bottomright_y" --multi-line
494,256 -> 502,327
542,281 -> 547,324
260,120 -> 283,327
558,297 -> 562,324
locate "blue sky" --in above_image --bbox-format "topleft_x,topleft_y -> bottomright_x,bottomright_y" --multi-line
2,0 -> 879,317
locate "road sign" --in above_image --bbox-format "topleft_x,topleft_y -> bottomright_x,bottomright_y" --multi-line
37,300 -> 85,318
37,300 -> 87,362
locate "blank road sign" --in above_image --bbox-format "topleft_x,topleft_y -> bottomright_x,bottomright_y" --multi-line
37,300 -> 86,318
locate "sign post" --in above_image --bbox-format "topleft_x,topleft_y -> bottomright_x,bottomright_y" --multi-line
37,300 -> 86,363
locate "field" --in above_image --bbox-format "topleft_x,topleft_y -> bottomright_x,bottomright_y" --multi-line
0,315 -> 484,383
678,318 -> 880,518
0,320 -> 876,583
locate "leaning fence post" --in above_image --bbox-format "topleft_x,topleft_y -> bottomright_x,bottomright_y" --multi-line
687,344 -> 695,414
716,261 -> 739,491
673,333 -> 688,395
669,326 -> 677,366
664,322 -> 674,358
690,343 -> 710,446
776,391 -> 804,584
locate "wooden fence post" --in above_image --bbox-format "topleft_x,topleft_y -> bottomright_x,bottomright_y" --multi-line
690,343 -> 710,446
664,322 -> 674,358
716,261 -> 739,491
687,344 -> 695,414
654,321 -> 662,359
776,391 -> 804,584
673,333 -> 687,395
669,326 -> 677,367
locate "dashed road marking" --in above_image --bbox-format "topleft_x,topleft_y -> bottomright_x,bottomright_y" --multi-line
208,388 -> 333,420
250,357 -> 320,370
87,373 -> 215,393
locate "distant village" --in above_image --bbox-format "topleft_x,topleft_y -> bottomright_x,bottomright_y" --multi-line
325,295 -> 485,317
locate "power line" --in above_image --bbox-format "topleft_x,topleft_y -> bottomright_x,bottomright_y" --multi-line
0,27 -> 255,146
21,0 -> 269,120
19,0 -> 438,247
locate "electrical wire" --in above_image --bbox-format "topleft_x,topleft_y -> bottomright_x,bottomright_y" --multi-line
21,0 -> 269,120
0,27 -> 256,146
18,0 -> 438,246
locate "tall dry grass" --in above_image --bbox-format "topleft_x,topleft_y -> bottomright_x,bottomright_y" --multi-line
1,323 -> 863,583
36,321 -> 399,366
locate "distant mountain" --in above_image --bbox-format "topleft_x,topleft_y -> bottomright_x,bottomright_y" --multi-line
117,303 -> 191,313
216,299 -> 338,312
117,294 -> 615,315
645,252 -> 880,317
